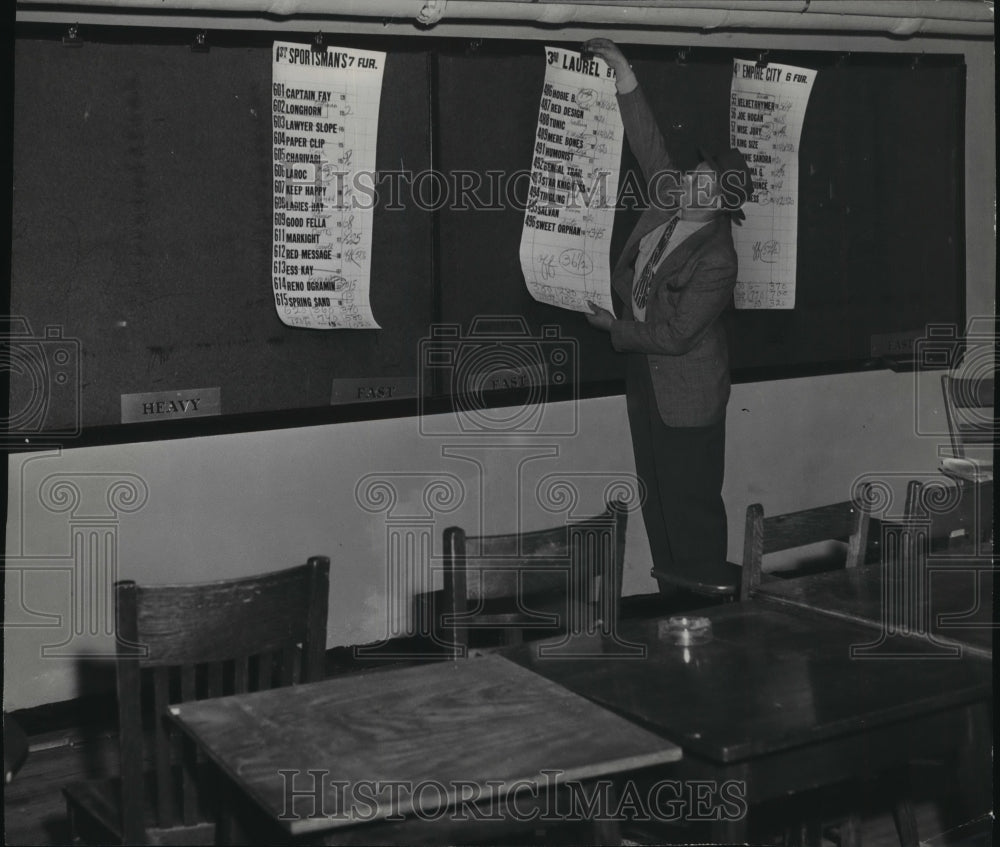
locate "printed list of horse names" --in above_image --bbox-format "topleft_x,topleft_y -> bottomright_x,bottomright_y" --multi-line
272,42 -> 385,329
519,47 -> 624,313
730,59 -> 816,310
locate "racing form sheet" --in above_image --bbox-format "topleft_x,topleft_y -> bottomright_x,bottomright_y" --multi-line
272,42 -> 385,328
519,47 -> 624,314
730,59 -> 816,310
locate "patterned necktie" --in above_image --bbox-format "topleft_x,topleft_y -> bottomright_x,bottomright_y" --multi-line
633,215 -> 679,310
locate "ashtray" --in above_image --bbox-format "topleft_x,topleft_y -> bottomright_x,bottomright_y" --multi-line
658,615 -> 713,646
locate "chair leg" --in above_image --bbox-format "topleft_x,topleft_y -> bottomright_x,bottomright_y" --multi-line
591,816 -> 622,846
956,702 -> 992,820
784,817 -> 823,847
840,812 -> 862,847
891,799 -> 918,847
65,799 -> 84,847
590,783 -> 621,846
709,814 -> 749,846
63,794 -> 111,847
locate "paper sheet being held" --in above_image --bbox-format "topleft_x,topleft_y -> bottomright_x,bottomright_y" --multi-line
730,59 -> 816,310
272,42 -> 385,329
519,47 -> 624,314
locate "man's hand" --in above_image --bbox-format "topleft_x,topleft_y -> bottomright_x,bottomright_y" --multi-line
585,301 -> 615,332
581,39 -> 637,94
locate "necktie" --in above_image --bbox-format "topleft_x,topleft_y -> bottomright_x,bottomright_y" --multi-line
634,215 -> 679,310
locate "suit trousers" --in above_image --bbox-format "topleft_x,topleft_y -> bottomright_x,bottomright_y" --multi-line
625,354 -> 728,588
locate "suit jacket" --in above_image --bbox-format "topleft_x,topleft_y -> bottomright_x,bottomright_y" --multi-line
609,86 -> 738,428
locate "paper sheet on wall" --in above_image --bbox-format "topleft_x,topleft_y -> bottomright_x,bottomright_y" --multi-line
272,42 -> 385,329
519,47 -> 624,313
730,59 -> 816,310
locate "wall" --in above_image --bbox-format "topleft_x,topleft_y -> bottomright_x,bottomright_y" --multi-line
4,27 -> 994,711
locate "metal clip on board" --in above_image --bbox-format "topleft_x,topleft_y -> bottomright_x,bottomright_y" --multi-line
62,24 -> 84,47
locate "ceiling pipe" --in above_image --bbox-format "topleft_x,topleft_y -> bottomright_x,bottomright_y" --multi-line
15,0 -> 995,36
538,0 -> 990,15
509,0 -> 993,21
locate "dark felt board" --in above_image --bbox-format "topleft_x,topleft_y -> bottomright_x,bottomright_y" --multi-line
11,32 -> 433,431
10,30 -> 965,439
435,52 -> 626,389
436,43 -> 965,383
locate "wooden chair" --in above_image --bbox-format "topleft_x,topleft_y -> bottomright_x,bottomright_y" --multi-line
740,493 -> 870,601
901,477 -> 991,837
904,477 -> 993,555
63,556 -> 330,846
741,494 -> 924,847
941,374 -> 994,460
442,499 -> 627,652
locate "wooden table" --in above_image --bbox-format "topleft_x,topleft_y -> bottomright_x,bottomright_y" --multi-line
503,603 -> 992,842
752,558 -> 994,658
168,653 -> 682,845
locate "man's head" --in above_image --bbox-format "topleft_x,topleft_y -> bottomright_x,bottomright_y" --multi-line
678,160 -> 720,216
698,147 -> 755,220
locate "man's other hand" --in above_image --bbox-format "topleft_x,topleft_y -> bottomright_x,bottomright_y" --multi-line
585,301 -> 615,332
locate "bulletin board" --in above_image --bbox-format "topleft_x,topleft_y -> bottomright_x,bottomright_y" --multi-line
9,27 -> 966,444
9,27 -> 433,439
435,42 -> 966,385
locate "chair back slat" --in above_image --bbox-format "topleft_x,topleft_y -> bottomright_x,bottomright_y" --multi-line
942,375 -> 995,458
255,650 -> 274,690
179,666 -> 196,701
741,491 -> 871,600
956,425 -> 994,444
461,530 -> 571,600
206,662 -> 224,699
443,500 -> 627,650
741,504 -> 765,598
177,663 -> 198,827
302,560 -> 331,682
278,644 -> 298,687
151,668 -> 174,829
233,657 -> 249,695
115,582 -> 146,844
761,501 -> 862,554
114,556 -> 330,843
133,564 -> 319,665
180,733 -> 199,827
575,520 -> 624,632
945,375 -> 994,408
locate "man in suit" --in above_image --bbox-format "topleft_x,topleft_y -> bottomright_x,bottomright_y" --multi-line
583,38 -> 754,595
